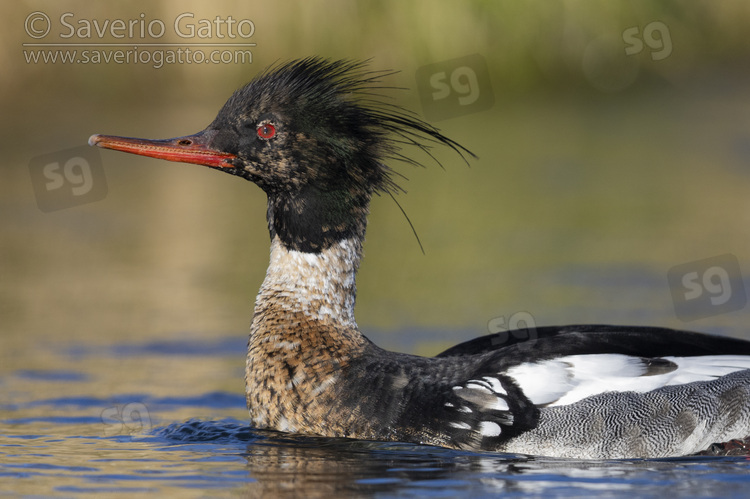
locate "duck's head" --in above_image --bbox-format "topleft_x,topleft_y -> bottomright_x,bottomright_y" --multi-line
90,57 -> 473,252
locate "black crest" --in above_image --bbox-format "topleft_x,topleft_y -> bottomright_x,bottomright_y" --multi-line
207,57 -> 476,252
212,57 -> 474,194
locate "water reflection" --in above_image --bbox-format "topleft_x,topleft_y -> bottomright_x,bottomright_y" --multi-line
156,420 -> 750,497
241,434 -> 521,497
239,433 -> 750,497
245,441 -> 750,497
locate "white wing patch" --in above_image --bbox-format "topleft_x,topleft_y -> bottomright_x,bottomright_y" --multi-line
506,354 -> 750,407
479,421 -> 502,437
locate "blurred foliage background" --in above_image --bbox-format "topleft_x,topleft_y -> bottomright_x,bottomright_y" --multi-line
3,0 -> 750,358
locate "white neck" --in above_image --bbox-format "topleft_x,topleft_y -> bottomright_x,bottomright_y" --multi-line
253,236 -> 362,328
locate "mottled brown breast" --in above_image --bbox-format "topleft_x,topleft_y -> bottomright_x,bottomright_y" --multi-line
245,308 -> 372,437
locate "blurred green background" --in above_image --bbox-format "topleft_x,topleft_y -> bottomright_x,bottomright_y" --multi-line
3,0 -> 750,361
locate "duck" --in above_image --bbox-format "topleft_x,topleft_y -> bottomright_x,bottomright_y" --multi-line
89,57 -> 750,459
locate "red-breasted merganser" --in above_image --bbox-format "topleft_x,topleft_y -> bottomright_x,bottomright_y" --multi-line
89,58 -> 750,459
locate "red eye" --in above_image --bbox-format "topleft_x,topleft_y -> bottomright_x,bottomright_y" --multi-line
257,123 -> 276,140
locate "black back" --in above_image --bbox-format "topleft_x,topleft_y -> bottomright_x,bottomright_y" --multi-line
436,324 -> 750,361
